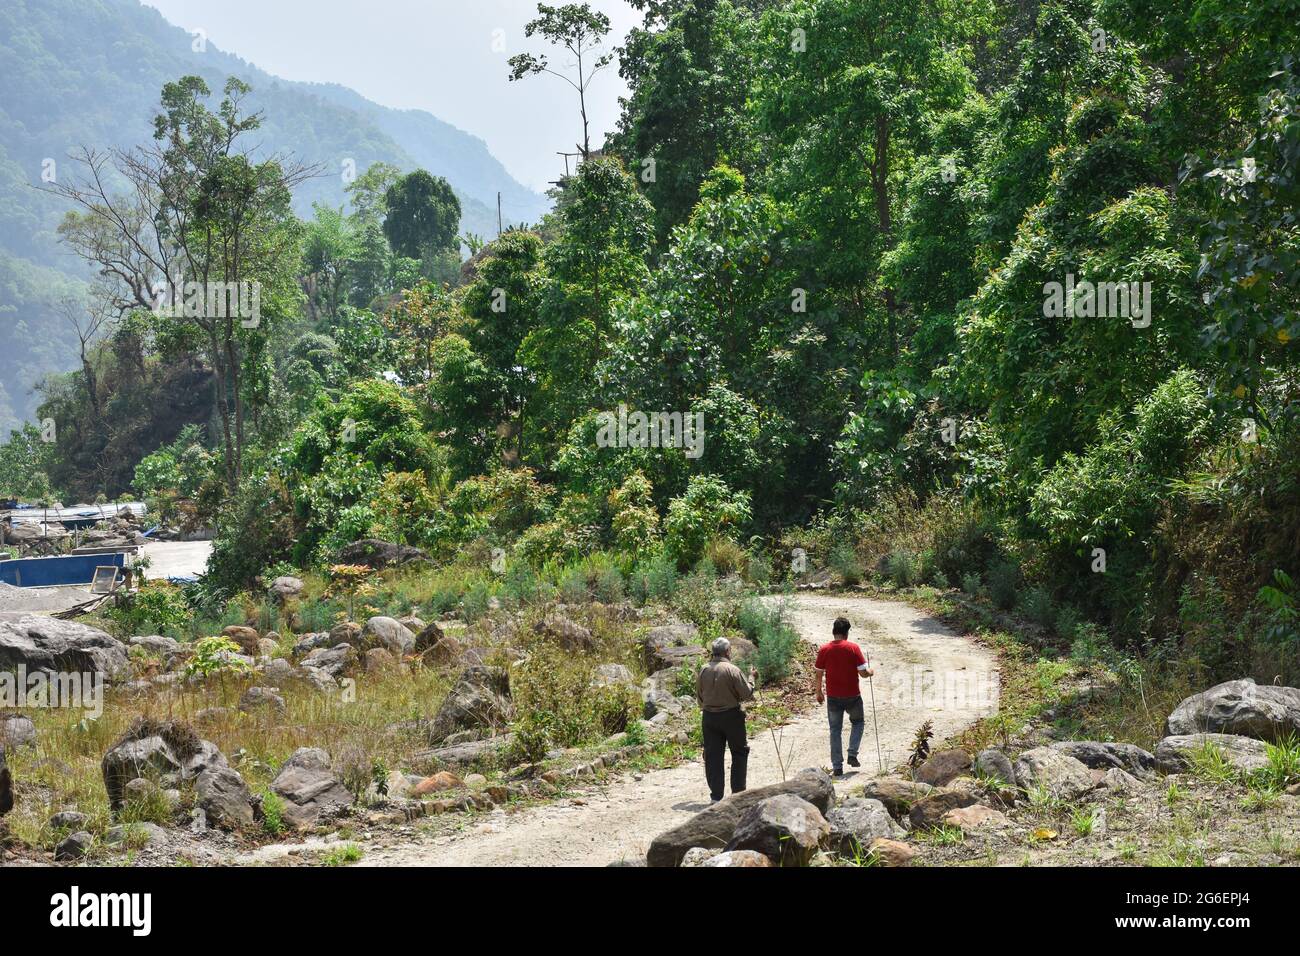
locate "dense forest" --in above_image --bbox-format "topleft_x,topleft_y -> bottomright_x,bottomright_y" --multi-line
0,0 -> 548,432
3,0 -> 1298,689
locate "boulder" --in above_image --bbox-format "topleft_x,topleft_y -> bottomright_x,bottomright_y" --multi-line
129,635 -> 181,656
1,713 -> 36,748
535,614 -> 595,652
1050,741 -> 1157,777
908,788 -> 982,829
1154,733 -> 1272,775
867,837 -> 918,867
647,768 -> 834,867
55,830 -> 93,861
860,776 -> 934,819
365,648 -> 399,673
301,643 -> 355,679
336,538 -> 428,570
427,665 -> 513,744
593,663 -> 636,688
263,658 -> 295,685
297,666 -> 337,693
724,793 -> 829,866
328,622 -> 363,646
50,810 -> 88,830
642,623 -> 704,673
1165,679 -> 1300,742
291,632 -> 335,656
941,804 -> 1011,832
239,686 -> 286,715
221,625 -> 262,656
195,766 -> 254,829
413,735 -> 515,770
104,822 -> 168,847
915,748 -> 972,787
700,850 -> 774,868
974,748 -> 1016,786
269,576 -> 304,603
0,616 -> 128,677
1013,746 -> 1095,800
414,621 -> 447,653
397,616 -> 426,635
362,616 -> 415,655
827,797 -> 904,855
412,771 -> 463,796
270,747 -> 352,829
101,724 -> 227,810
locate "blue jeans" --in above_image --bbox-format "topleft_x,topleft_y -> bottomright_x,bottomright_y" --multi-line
827,695 -> 865,771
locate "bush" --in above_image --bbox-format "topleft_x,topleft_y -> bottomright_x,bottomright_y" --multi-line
1018,586 -> 1055,628
829,543 -> 864,586
961,571 -> 982,595
629,551 -> 678,605
882,549 -> 919,587
987,562 -> 1019,610
754,620 -> 800,684
105,581 -> 193,639
664,476 -> 751,569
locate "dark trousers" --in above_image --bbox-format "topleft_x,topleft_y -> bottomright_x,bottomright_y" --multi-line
702,707 -> 749,801
827,694 -> 865,771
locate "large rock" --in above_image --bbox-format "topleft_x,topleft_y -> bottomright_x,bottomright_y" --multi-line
101,723 -> 227,810
0,713 -> 36,748
269,576 -> 304,603
270,747 -> 352,829
195,766 -> 254,829
1165,679 -> 1300,742
642,623 -> 704,673
221,625 -> 262,656
647,768 -> 834,867
535,614 -> 594,652
129,635 -> 181,656
1013,746 -> 1095,800
1050,741 -> 1156,777
724,793 -> 829,866
860,776 -> 934,820
239,686 -> 286,715
700,850 -> 774,867
915,749 -> 972,787
362,616 -> 415,655
336,538 -> 428,570
827,797 -> 904,855
974,748 -> 1016,786
301,643 -> 356,679
0,616 -> 128,677
908,788 -> 982,829
866,837 -> 917,867
427,665 -> 513,744
413,735 -> 516,771
1154,733 -> 1272,775
941,804 -> 1011,833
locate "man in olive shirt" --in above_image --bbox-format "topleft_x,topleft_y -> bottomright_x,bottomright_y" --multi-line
696,637 -> 756,802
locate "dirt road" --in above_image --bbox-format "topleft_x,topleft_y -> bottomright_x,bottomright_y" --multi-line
360,592 -> 998,867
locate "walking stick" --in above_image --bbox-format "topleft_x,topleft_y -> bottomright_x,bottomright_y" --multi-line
865,650 -> 884,773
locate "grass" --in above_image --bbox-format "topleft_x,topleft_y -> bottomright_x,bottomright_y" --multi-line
320,843 -> 363,866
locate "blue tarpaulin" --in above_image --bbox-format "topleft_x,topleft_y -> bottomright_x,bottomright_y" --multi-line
0,552 -> 126,587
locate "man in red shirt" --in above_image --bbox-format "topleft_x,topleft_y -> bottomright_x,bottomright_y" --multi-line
813,616 -> 875,776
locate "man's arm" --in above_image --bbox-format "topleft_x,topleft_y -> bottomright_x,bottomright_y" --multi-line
813,667 -> 824,703
732,665 -> 755,703
856,646 -> 875,679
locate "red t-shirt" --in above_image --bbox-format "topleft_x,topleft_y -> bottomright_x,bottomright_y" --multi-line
815,639 -> 867,698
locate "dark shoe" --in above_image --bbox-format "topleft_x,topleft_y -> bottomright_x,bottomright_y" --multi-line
847,755 -> 861,768
832,767 -> 844,778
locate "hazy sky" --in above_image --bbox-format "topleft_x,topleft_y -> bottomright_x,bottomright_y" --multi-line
141,0 -> 641,193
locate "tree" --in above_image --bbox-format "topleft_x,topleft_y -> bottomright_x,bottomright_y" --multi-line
508,3 -> 615,160
46,75 -> 311,490
381,170 -> 461,261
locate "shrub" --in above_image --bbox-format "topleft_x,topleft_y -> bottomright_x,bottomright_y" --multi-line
882,549 -> 919,587
105,581 -> 192,639
664,476 -> 751,569
987,562 -> 1019,610
961,571 -> 982,595
629,550 -> 678,605
829,543 -> 864,586
1018,587 -> 1055,628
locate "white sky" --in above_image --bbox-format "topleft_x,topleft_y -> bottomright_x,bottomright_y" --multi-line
141,0 -> 641,192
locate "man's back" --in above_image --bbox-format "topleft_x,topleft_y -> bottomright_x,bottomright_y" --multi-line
815,638 -> 866,697
696,658 -> 754,712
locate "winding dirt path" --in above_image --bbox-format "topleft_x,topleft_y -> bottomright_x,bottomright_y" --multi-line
359,593 -> 998,867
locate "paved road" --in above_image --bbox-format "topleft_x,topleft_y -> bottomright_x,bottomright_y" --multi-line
141,540 -> 213,579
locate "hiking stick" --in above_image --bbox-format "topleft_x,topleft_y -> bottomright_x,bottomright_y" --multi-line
865,650 -> 883,773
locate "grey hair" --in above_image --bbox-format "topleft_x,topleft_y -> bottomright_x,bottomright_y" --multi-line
710,637 -> 731,658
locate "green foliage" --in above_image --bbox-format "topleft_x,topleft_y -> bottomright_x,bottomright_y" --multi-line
106,581 -> 193,639
663,475 -> 751,569
382,170 -> 462,261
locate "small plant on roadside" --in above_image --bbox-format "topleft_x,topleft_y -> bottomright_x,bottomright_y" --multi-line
261,791 -> 286,835
321,843 -> 363,866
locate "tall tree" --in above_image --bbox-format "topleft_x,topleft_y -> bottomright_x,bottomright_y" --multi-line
508,3 -> 615,160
